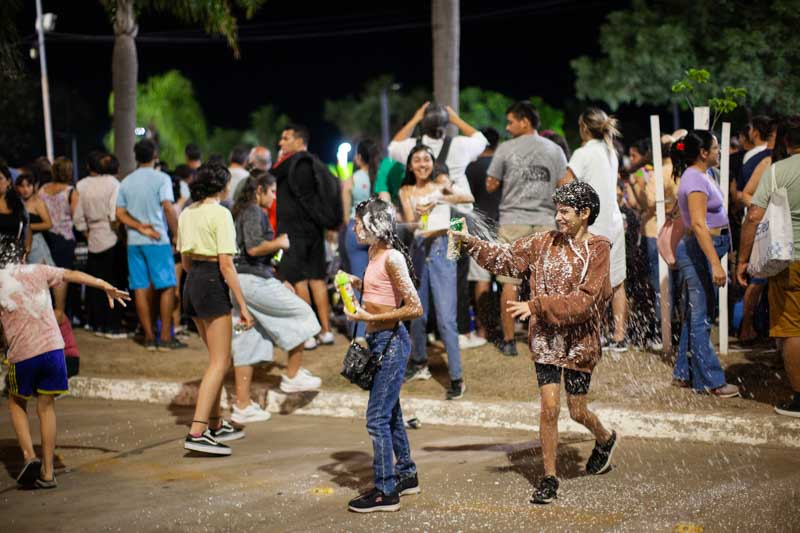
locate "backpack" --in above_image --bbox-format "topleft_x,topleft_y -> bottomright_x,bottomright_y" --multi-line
416,136 -> 452,167
287,151 -> 344,230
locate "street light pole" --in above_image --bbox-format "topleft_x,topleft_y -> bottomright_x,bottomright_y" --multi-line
380,87 -> 390,154
35,0 -> 54,162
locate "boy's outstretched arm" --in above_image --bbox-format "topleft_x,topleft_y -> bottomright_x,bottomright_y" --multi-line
61,270 -> 131,309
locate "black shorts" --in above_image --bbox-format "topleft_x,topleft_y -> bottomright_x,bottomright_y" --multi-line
534,363 -> 592,395
183,261 -> 232,319
280,234 -> 327,284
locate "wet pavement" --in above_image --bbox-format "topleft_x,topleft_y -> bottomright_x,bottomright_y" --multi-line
0,398 -> 798,532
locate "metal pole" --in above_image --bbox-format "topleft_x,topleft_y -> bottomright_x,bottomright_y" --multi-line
35,0 -> 54,162
719,122 -> 731,355
650,115 -> 671,353
380,87 -> 390,155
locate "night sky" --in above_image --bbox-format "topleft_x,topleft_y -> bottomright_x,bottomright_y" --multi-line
15,0 -> 641,163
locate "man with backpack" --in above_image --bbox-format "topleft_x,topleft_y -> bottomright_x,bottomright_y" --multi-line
273,124 -> 342,349
389,103 -> 488,350
389,102 -> 487,211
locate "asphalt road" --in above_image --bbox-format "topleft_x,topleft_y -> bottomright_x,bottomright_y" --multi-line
0,398 -> 798,532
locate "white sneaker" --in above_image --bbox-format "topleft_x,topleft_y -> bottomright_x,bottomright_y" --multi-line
304,337 -> 318,350
318,331 -> 335,345
459,332 -> 488,350
231,401 -> 271,424
280,368 -> 322,393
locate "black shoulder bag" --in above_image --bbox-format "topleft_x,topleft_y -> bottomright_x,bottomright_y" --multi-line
340,276 -> 399,390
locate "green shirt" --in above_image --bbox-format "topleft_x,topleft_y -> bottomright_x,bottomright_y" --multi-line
374,158 -> 406,203
751,153 -> 800,260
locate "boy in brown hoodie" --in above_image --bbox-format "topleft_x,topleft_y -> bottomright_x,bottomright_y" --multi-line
451,180 -> 618,504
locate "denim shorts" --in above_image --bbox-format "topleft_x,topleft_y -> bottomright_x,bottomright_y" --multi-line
183,261 -> 232,319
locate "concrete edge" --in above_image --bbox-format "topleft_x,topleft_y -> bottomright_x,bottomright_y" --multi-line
68,376 -> 800,449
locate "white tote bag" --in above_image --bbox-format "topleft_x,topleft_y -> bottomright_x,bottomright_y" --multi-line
748,164 -> 794,278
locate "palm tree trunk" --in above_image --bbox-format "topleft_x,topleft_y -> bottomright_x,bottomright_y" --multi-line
432,0 -> 460,134
112,0 -> 138,176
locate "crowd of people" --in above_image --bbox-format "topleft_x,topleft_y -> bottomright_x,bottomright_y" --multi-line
2,99 -> 800,511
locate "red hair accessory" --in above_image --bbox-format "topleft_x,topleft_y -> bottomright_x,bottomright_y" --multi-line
676,142 -> 685,151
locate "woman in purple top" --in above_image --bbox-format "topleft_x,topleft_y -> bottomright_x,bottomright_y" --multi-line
671,130 -> 740,397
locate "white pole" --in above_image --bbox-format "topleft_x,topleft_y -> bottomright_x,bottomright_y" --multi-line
35,0 -> 54,162
719,122 -> 731,355
650,116 -> 671,352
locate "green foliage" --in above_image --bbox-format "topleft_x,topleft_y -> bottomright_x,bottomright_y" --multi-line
528,96 -> 565,136
206,104 -> 293,159
325,80 -> 567,142
323,75 -> 429,141
106,70 -> 208,167
242,105 -> 292,150
101,0 -> 268,56
458,87 -> 513,134
671,68 -> 747,129
571,0 -> 800,114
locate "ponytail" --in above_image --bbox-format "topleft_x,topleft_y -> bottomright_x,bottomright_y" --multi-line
669,130 -> 715,179
579,107 -> 620,153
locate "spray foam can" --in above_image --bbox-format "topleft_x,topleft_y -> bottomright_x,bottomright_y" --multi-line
447,217 -> 465,260
335,270 -> 357,314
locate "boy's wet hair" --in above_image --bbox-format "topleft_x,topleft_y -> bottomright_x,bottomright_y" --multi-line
0,237 -> 25,268
552,181 -> 601,226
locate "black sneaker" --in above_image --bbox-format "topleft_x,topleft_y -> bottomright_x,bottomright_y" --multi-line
348,488 -> 400,513
35,475 -> 57,489
446,379 -> 466,400
499,340 -> 518,357
775,398 -> 800,418
530,475 -> 559,504
158,338 -> 189,352
209,420 -> 245,442
404,363 -> 432,383
184,430 -> 232,455
586,430 -> 618,475
396,473 -> 420,496
16,458 -> 41,489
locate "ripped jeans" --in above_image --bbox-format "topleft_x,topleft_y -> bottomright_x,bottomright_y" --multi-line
365,325 -> 416,494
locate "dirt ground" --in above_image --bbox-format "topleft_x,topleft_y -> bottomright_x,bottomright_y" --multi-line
74,328 -> 790,416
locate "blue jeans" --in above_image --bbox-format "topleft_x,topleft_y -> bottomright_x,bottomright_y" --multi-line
365,325 -> 416,494
344,219 -> 369,338
410,235 -> 462,381
674,234 -> 729,391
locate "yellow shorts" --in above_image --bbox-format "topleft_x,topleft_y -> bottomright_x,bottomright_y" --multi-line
768,261 -> 800,338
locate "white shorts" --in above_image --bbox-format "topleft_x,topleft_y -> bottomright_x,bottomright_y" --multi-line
231,275 -> 321,367
610,229 -> 627,288
468,257 -> 491,282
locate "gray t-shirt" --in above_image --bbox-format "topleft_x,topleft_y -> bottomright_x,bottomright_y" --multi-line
487,134 -> 567,226
234,203 -> 274,279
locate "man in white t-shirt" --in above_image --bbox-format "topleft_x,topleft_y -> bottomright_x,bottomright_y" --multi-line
389,102 -> 487,211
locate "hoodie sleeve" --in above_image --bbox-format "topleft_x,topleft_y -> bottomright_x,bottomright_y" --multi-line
530,239 -> 611,326
462,233 -> 539,278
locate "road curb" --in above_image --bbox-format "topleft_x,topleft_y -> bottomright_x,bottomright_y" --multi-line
68,376 -> 800,448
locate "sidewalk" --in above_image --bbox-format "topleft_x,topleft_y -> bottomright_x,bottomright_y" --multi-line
68,329 -> 800,448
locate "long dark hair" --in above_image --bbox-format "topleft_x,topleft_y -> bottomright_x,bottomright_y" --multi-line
232,171 -> 275,220
354,197 -> 416,284
0,163 -> 27,225
356,139 -> 381,192
669,130 -> 716,179
400,144 -> 436,188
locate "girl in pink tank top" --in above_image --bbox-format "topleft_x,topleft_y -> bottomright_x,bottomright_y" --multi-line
342,198 -> 423,511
